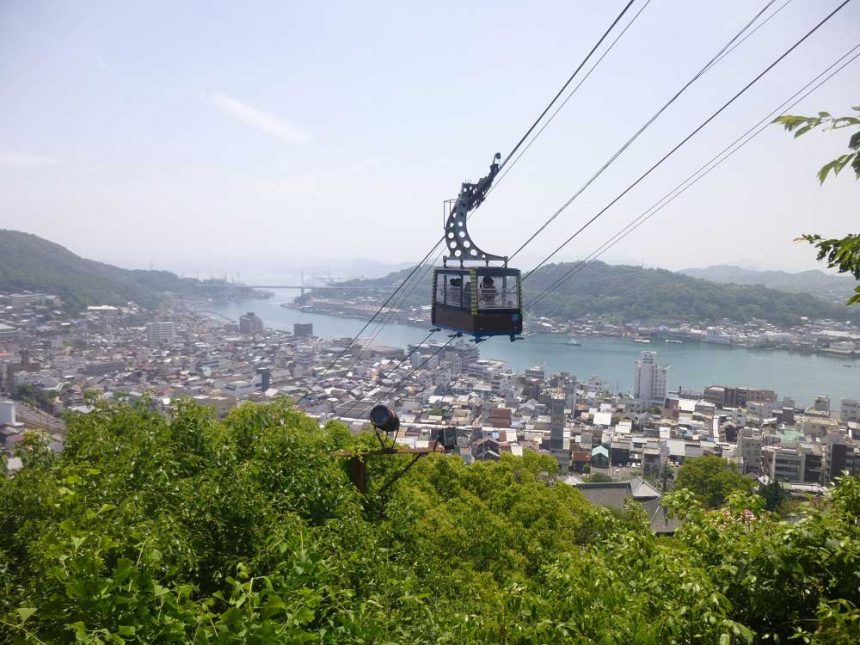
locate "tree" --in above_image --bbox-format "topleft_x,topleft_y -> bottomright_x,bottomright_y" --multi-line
774,108 -> 860,305
587,472 -> 613,482
674,455 -> 754,508
1,398 -> 858,642
758,479 -> 788,512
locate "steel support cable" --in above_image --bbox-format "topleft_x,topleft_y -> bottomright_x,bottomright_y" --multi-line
499,0 -> 638,171
358,269 -> 433,352
522,0 -> 854,283
489,0 -> 655,198
373,329 -> 437,383
362,329 -> 439,400
376,337 -> 458,403
532,46 -> 860,315
508,0 -> 779,263
526,43 -> 860,314
294,248 -> 441,404
709,0 -> 796,69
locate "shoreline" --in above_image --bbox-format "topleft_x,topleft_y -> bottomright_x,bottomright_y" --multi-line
278,301 -> 859,362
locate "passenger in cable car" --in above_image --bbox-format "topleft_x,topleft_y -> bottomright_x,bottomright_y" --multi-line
463,280 -> 472,308
480,276 -> 497,306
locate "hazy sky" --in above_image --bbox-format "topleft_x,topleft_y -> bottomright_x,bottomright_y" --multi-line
1,0 -> 858,279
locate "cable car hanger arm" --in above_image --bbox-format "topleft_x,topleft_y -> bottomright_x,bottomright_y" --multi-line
443,152 -> 508,266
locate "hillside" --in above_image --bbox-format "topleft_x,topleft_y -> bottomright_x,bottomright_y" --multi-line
681,264 -> 856,303
317,261 -> 859,326
1,398 -> 858,642
0,230 -> 261,311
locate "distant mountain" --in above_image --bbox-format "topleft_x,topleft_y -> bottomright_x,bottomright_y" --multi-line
316,261 -> 859,326
0,230 -> 261,312
680,264 -> 856,303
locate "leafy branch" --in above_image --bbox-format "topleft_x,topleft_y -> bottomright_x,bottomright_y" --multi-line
773,107 -> 860,183
774,106 -> 859,305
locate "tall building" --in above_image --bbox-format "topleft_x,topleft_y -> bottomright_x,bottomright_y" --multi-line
737,428 -> 763,475
841,398 -> 860,424
549,389 -> 565,450
813,395 -> 831,415
147,321 -> 175,346
293,323 -> 314,337
633,351 -> 668,405
239,312 -> 264,335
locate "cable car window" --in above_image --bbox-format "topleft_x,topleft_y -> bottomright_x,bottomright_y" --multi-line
436,272 -> 469,308
434,274 -> 446,305
478,273 -> 519,310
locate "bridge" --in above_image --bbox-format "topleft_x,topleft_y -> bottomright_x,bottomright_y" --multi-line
242,284 -> 394,297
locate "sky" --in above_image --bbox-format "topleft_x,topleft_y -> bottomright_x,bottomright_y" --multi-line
1,0 -> 859,281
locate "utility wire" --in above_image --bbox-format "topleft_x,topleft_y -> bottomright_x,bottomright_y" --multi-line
523,0 -> 854,281
509,0 -> 779,262
489,0 -> 655,198
499,0 -> 638,171
527,42 -> 860,313
709,0 -> 796,69
368,329 -> 437,393
376,337 -> 458,403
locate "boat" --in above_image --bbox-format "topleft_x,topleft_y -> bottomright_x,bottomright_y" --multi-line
633,337 -> 651,344
568,338 -> 581,346
665,339 -> 683,344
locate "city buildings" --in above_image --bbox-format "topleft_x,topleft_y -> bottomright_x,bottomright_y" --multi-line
1,290 -> 858,497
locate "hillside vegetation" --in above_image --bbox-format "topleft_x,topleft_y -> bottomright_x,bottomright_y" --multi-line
0,230 -> 259,312
320,261 -> 859,326
681,264 -> 857,303
1,398 -> 858,642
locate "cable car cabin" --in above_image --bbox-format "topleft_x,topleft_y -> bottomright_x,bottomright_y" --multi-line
432,267 -> 522,341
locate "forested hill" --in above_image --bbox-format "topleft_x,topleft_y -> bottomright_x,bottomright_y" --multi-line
321,261 -> 859,326
681,264 -> 856,303
0,230 -> 260,312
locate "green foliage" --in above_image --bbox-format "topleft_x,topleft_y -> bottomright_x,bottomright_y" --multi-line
675,455 -> 754,508
586,472 -> 613,482
666,481 -> 860,643
798,234 -> 860,306
758,480 -> 789,513
1,399 -> 859,642
773,108 -> 860,183
774,108 -> 860,306
14,384 -> 57,414
0,230 -> 260,312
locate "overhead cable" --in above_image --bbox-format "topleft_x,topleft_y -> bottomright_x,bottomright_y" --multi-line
523,0 -> 854,280
526,42 -> 860,312
509,0 -> 780,262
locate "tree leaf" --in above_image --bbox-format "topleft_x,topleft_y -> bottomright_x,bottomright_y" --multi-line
16,607 -> 36,623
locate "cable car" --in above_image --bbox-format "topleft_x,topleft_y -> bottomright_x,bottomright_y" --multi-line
431,153 -> 523,342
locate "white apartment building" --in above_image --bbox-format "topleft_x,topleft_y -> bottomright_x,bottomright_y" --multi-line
147,321 -> 175,346
633,351 -> 668,405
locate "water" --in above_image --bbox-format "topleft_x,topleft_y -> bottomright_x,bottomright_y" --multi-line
210,293 -> 860,409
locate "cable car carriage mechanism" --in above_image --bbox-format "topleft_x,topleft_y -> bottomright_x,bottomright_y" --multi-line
432,153 -> 523,342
